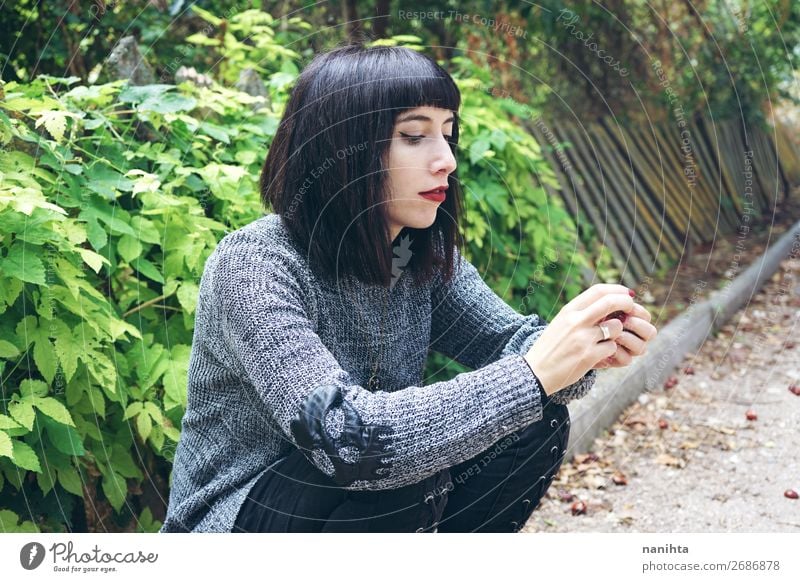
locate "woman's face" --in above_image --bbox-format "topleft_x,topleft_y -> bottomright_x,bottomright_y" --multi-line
384,106 -> 457,242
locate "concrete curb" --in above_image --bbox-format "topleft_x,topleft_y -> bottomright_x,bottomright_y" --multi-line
565,218 -> 800,459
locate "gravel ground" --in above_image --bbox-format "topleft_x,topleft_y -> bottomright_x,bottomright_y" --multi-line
522,252 -> 800,533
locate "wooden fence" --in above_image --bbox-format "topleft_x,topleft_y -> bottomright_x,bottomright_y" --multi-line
527,114 -> 800,287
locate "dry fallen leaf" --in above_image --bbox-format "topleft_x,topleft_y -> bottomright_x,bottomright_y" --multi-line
571,500 -> 587,515
655,453 -> 685,468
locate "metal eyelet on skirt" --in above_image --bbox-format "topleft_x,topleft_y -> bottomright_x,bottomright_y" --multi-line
550,418 -> 558,428
416,527 -> 424,533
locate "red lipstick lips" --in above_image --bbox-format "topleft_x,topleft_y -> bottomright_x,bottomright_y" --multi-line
418,186 -> 448,202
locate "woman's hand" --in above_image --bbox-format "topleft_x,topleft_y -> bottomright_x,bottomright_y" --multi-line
595,303 -> 658,369
523,284 -> 635,396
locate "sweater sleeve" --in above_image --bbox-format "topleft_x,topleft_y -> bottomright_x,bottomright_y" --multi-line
212,231 -> 548,491
430,246 -> 597,406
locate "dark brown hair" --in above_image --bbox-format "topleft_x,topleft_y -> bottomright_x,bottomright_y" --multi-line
260,43 -> 465,287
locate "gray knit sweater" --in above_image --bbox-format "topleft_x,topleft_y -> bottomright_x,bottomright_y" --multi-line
160,213 -> 596,532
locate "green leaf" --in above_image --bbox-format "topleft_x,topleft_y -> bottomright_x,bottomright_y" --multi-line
33,396 -> 75,427
136,411 -> 152,442
8,400 -> 35,431
0,339 -> 20,358
79,201 -> 136,236
133,257 -> 164,284
101,471 -> 127,512
0,188 -> 67,216
0,242 -> 47,285
106,315 -> 142,342
34,110 -> 70,142
84,214 -> 108,250
52,320 -> 80,383
53,258 -> 104,302
57,465 -> 83,497
1,277 -> 23,307
126,170 -> 161,196
78,248 -> 109,273
143,401 -> 163,425
469,138 -> 491,165
136,507 -> 160,533
149,424 -> 164,451
11,440 -> 41,472
16,315 -> 58,384
199,121 -> 230,144
36,462 -> 57,496
111,445 -> 142,479
19,379 -> 48,399
127,342 -> 168,391
82,344 -> 117,393
86,163 -> 135,199
140,92 -> 197,114
176,281 -> 199,314
33,331 -> 58,384
42,416 -> 84,457
0,509 -> 40,533
123,402 -> 143,421
235,150 -> 258,165
164,423 -> 180,443
117,234 -> 143,262
54,220 -> 88,245
0,414 -> 21,430
117,84 -> 172,105
190,4 -> 223,25
0,431 -> 12,458
82,386 -> 106,419
129,216 -> 160,245
162,344 -> 190,410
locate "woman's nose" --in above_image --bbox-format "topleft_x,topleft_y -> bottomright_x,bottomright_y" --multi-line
431,135 -> 457,175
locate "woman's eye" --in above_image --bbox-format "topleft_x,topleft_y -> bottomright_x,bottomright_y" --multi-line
400,133 -> 455,145
401,133 -> 424,145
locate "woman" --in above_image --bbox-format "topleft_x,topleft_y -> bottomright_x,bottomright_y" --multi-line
160,43 -> 657,533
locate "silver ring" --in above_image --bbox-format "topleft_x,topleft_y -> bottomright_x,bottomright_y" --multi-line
598,323 -> 611,341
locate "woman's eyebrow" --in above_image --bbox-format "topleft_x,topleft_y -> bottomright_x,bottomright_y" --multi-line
396,113 -> 455,124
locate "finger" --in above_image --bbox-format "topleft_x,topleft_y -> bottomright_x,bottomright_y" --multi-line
615,330 -> 647,356
582,294 -> 635,324
595,317 -> 624,343
629,303 -> 652,323
595,357 -> 615,369
610,346 -> 634,367
566,283 -> 632,312
622,317 -> 658,342
596,344 -> 630,369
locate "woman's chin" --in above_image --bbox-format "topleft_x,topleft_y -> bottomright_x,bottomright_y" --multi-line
406,214 -> 438,231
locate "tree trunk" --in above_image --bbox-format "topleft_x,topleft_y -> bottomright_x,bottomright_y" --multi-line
373,0 -> 390,39
343,0 -> 361,41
